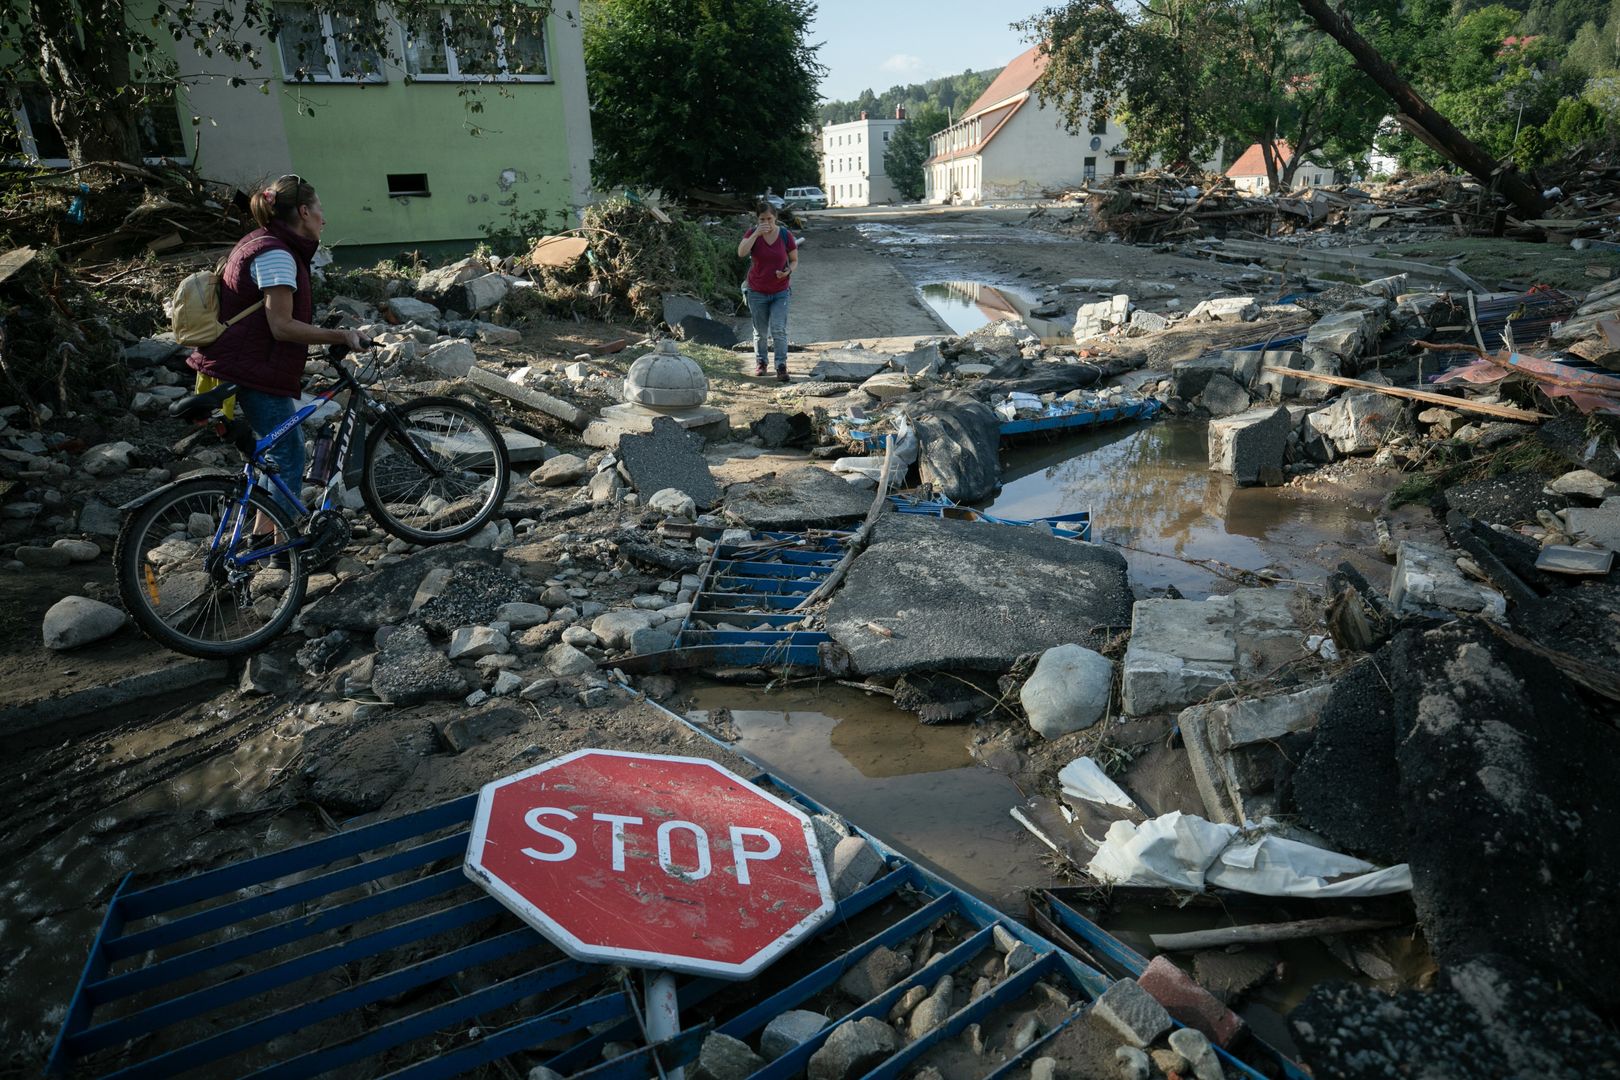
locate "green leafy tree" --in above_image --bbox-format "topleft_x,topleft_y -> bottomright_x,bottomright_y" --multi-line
585,0 -> 824,197
1018,0 -> 1249,169
883,104 -> 948,201
0,0 -> 553,166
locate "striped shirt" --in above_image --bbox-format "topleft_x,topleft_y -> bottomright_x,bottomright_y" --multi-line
249,249 -> 299,290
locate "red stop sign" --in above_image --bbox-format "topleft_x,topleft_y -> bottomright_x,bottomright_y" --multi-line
464,749 -> 835,979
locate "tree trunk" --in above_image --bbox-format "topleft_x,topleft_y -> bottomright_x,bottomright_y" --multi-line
1294,0 -> 1548,218
34,0 -> 144,166
1260,139 -> 1280,193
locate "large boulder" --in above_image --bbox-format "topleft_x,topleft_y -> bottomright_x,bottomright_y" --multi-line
915,397 -> 1002,503
1207,406 -> 1288,486
1302,390 -> 1403,458
42,596 -> 126,650
1021,644 -> 1114,738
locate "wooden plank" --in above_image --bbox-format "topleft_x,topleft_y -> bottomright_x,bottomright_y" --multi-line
1262,366 -> 1550,421
0,247 -> 38,286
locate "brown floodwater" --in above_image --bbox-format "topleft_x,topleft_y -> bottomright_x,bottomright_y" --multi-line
685,683 -> 1048,912
989,419 -> 1377,598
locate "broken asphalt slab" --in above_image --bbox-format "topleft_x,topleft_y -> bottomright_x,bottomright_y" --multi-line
300,546 -> 505,633
723,466 -> 873,529
826,514 -> 1131,677
616,415 -> 722,510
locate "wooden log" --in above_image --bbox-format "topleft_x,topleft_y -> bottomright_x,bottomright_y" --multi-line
1261,367 -> 1549,421
1150,917 -> 1403,951
792,436 -> 894,612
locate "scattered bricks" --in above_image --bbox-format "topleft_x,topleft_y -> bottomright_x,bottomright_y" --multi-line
761,1010 -> 829,1060
807,1017 -> 900,1080
837,946 -> 910,1001
908,975 -> 956,1038
1136,956 -> 1244,1047
1090,978 -> 1172,1048
696,1032 -> 765,1080
830,835 -> 885,899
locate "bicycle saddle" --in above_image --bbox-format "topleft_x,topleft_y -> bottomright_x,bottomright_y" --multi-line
169,382 -> 238,422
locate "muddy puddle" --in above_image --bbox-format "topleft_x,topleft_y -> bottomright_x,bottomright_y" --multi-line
855,221 -> 1068,247
919,280 -> 1073,344
988,419 -> 1377,598
685,683 -> 1047,911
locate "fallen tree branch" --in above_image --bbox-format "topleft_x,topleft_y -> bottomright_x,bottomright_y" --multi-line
1150,916 -> 1404,951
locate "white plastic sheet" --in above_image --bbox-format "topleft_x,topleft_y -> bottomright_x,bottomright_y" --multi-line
831,416 -> 916,481
1086,811 -> 1412,897
1057,757 -> 1142,812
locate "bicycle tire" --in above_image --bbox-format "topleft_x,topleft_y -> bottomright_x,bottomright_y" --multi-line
360,395 -> 510,544
114,476 -> 307,659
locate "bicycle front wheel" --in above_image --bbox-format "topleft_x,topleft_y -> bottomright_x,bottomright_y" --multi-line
114,477 -> 307,658
361,395 -> 510,544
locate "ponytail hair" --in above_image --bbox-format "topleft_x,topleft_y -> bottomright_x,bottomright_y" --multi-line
250,175 -> 317,228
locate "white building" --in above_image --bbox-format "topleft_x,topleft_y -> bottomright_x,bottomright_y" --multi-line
1226,142 -> 1339,193
821,109 -> 906,207
925,45 -> 1134,204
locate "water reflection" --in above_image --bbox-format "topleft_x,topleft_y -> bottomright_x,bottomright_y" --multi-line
989,419 -> 1376,597
685,683 -> 1044,910
919,280 -> 1073,343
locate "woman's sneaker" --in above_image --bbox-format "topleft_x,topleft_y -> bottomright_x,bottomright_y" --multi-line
776,367 -> 790,382
754,360 -> 767,376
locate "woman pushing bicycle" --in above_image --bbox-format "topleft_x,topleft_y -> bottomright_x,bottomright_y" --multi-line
188,175 -> 368,516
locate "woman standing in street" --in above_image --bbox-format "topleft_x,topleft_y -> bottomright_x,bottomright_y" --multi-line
738,201 -> 798,380
188,175 -> 366,521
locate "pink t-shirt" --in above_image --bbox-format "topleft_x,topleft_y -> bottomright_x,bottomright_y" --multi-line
745,227 -> 796,294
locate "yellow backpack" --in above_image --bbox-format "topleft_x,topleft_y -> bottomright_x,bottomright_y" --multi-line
171,268 -> 264,348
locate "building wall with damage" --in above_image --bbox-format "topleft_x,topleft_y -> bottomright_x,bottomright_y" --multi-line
174,0 -> 594,251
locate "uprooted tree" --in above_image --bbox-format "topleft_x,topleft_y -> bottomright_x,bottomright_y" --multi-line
0,0 -> 555,166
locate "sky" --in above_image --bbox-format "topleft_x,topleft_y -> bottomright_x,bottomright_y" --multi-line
806,0 -> 1031,103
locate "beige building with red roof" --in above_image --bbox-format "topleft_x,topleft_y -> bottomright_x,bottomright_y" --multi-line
1226,141 -> 1338,193
924,45 -> 1133,204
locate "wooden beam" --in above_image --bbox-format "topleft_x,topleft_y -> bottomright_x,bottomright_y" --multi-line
1262,367 -> 1550,421
1151,916 -> 1404,951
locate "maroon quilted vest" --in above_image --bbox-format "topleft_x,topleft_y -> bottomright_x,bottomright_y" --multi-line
188,224 -> 316,397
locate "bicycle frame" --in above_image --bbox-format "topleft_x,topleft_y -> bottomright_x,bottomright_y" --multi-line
212,368 -> 372,570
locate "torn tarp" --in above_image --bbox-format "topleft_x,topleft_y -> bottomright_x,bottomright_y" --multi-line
1086,810 -> 1413,898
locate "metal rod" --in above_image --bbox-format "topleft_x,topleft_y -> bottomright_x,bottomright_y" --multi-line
643,970 -> 683,1080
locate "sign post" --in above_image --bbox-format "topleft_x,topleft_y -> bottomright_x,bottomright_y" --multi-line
463,749 -> 837,1068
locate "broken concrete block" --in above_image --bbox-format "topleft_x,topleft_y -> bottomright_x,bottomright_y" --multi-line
1062,277 -> 1122,292
1091,978 -> 1172,1048
1208,406 -> 1289,485
1388,541 -> 1507,619
894,342 -> 943,375
830,835 -> 885,899
384,297 -> 442,326
420,339 -> 477,378
1120,597 -> 1237,717
1563,496 -> 1620,552
1020,643 -> 1113,738
1188,296 -> 1258,322
1547,470 -> 1619,500
1197,374 -> 1251,418
1128,309 -> 1173,333
860,372 -> 914,399
1250,350 -> 1307,399
459,272 -> 510,313
616,416 -> 721,509
1170,355 -> 1233,400
1303,390 -> 1402,456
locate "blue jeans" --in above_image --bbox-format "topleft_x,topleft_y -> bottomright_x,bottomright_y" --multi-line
746,287 -> 791,369
236,388 -> 305,517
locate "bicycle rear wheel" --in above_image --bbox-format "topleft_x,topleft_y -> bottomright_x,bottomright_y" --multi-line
114,477 -> 307,658
361,395 -> 510,544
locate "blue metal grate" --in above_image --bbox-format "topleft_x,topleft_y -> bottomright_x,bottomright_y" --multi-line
49,770 -> 1284,1080
669,529 -> 853,668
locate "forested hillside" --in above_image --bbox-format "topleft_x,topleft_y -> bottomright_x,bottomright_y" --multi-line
819,69 -> 999,126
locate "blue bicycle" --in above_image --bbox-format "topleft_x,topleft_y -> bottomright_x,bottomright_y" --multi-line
114,346 -> 510,658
